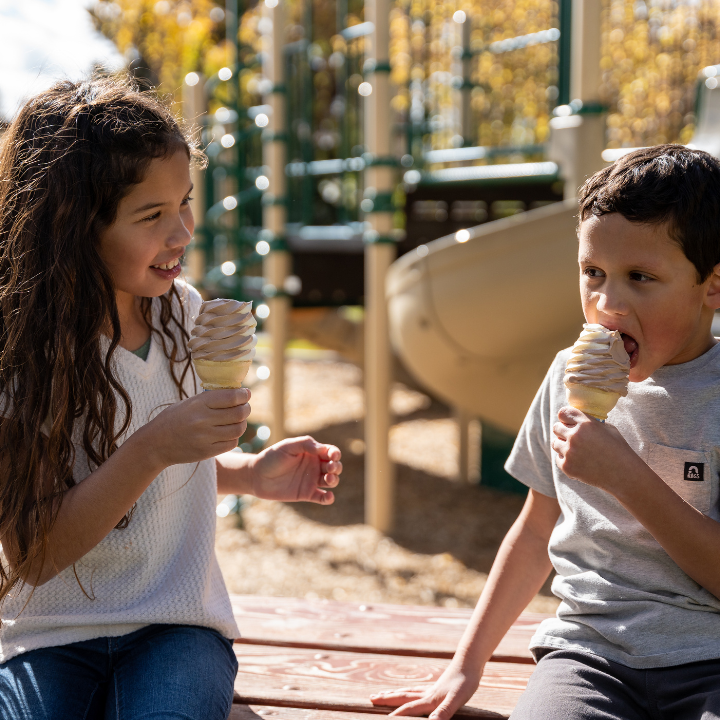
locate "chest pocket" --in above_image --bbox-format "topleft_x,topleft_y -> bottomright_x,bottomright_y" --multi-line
645,443 -> 712,514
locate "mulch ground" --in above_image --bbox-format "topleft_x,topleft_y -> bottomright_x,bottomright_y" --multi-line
215,358 -> 560,613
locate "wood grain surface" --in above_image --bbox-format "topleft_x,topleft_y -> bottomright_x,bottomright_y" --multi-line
230,705 -> 399,720
232,643 -> 534,719
231,595 -> 547,663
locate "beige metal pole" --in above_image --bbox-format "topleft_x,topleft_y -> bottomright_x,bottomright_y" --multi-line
182,73 -> 207,286
262,0 -> 289,442
549,0 -> 605,199
456,408 -> 481,484
364,0 -> 396,532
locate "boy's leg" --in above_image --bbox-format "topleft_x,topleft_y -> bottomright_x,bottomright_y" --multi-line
654,657 -> 720,719
510,650 -> 650,720
0,639 -> 109,720
108,624 -> 238,720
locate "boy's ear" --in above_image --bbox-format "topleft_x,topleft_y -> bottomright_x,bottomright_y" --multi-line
705,262 -> 720,310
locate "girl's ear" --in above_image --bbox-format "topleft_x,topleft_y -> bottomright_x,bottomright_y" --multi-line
704,261 -> 720,311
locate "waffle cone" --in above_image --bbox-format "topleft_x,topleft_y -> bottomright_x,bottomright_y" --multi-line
193,359 -> 252,390
565,383 -> 621,421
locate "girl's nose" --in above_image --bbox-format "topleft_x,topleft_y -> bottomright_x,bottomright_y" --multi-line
169,213 -> 194,248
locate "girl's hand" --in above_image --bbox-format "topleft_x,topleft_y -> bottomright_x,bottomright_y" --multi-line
369,661 -> 483,720
249,436 -> 342,503
144,389 -> 251,469
551,406 -> 641,492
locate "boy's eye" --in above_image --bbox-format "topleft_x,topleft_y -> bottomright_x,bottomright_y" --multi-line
583,267 -> 605,279
630,271 -> 652,282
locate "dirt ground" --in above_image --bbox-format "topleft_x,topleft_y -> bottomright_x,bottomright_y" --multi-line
215,357 -> 560,614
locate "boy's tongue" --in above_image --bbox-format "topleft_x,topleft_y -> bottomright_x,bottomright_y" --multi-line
622,334 -> 639,366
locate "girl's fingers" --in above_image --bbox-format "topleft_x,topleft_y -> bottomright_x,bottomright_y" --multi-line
204,388 -> 250,408
308,488 -> 334,505
214,422 -> 248,442
213,403 -> 251,426
321,473 -> 340,488
429,692 -> 465,720
321,460 -> 342,475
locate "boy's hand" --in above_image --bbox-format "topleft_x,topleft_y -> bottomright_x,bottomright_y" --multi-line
249,436 -> 342,504
369,661 -> 482,720
552,406 -> 642,492
143,389 -> 251,469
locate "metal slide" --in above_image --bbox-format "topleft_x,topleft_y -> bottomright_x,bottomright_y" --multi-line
387,200 -> 584,434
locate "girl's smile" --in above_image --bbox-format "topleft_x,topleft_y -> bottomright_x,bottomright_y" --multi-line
98,149 -> 194,302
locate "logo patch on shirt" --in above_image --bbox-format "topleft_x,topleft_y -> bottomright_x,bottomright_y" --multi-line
684,462 -> 704,482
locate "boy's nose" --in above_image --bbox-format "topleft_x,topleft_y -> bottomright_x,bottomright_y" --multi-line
595,290 -> 628,316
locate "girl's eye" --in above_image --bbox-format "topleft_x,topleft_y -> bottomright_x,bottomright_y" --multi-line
182,196 -> 193,205
141,212 -> 160,222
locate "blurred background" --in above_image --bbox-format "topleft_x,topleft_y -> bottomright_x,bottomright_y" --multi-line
3,0 -> 720,612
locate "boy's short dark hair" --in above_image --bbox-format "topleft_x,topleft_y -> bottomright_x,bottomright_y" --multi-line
579,144 -> 720,282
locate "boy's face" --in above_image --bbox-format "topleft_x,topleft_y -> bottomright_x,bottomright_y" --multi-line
578,213 -> 720,382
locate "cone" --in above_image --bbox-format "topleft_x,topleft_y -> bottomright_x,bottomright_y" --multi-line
193,359 -> 252,390
565,383 -> 621,421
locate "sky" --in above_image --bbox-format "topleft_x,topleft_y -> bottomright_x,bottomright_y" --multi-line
0,0 -> 124,121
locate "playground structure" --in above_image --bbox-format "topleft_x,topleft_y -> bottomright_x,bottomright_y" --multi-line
183,0 -> 720,531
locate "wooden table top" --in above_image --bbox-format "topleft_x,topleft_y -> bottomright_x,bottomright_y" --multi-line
230,595 -> 551,719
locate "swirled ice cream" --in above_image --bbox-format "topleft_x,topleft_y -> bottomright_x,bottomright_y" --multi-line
189,299 -> 257,389
564,323 -> 630,420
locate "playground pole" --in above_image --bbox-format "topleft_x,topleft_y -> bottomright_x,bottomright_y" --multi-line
550,0 -> 605,198
182,74 -> 207,285
262,0 -> 289,442
460,16 -> 473,146
364,0 -> 396,532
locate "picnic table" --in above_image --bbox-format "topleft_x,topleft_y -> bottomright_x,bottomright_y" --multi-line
229,595 -> 551,720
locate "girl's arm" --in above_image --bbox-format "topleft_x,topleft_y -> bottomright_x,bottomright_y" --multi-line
2,389 -> 251,587
216,436 -> 342,503
370,489 -> 560,720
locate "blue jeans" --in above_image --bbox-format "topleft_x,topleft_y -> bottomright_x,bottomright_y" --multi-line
0,624 -> 238,720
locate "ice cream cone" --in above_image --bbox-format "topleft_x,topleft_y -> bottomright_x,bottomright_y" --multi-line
565,382 -> 622,421
193,359 -> 253,390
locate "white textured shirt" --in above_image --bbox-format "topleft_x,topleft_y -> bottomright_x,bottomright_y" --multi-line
0,281 -> 239,663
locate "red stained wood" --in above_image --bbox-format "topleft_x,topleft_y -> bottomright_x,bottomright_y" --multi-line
232,643 -> 534,719
231,595 -> 547,663
230,705 -> 401,720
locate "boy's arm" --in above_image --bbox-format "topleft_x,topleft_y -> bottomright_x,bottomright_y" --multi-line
554,407 -> 720,600
370,489 -> 559,720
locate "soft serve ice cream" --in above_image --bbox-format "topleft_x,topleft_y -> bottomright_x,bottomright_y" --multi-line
189,299 -> 257,389
564,323 -> 630,420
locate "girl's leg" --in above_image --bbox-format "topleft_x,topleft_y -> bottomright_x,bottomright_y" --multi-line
0,639 -> 109,720
108,624 -> 238,720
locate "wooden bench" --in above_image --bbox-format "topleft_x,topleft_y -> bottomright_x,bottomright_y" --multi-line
230,595 -> 551,719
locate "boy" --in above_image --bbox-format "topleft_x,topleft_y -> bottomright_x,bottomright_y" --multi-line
370,145 -> 720,719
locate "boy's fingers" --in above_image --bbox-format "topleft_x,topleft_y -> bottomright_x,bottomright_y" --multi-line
388,698 -> 436,717
552,422 -> 568,440
321,473 -> 340,488
309,488 -> 334,505
429,694 -> 463,720
558,405 -> 583,425
321,460 -> 342,475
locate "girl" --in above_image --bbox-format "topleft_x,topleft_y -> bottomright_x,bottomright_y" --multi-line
0,76 -> 342,720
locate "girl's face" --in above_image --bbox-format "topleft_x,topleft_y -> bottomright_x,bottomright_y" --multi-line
98,149 -> 194,301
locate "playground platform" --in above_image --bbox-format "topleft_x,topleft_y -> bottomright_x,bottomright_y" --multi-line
229,595 -> 548,719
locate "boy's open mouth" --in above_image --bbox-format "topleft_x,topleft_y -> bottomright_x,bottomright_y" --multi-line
622,333 -> 639,368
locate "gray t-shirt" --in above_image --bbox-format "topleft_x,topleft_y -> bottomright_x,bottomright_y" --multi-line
506,342 -> 720,669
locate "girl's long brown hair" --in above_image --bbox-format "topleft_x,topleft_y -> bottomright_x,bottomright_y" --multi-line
0,76 -> 203,606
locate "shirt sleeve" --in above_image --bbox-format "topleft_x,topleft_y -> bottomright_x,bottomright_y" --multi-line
504,352 -> 568,499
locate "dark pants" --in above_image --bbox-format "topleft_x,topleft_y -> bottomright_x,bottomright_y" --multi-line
511,649 -> 720,720
0,624 -> 238,720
